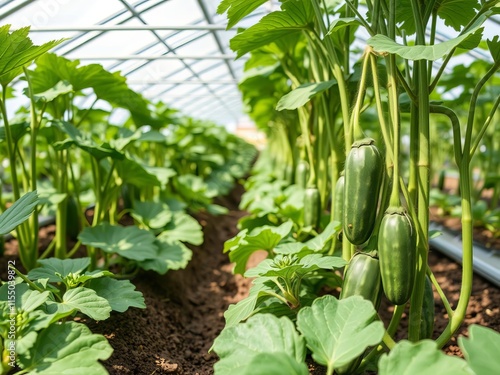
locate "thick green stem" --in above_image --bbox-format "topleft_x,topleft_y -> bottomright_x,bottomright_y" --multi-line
429,105 -> 463,166
435,60 -> 500,348
310,3 -> 351,152
408,0 -> 430,342
470,94 -> 500,157
350,51 -> 371,141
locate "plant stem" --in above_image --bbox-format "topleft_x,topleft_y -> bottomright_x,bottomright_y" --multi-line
470,94 -> 500,157
350,50 -> 370,141
429,105 -> 462,166
408,0 -> 430,342
435,60 -> 499,348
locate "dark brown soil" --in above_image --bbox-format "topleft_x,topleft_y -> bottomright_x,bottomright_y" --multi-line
1,182 -> 500,374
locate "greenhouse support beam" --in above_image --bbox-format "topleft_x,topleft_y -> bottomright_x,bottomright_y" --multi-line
68,54 -> 240,60
0,0 -> 31,20
196,0 -> 237,80
28,24 -> 234,32
50,0 -> 162,56
127,79 -> 238,85
118,0 -> 240,122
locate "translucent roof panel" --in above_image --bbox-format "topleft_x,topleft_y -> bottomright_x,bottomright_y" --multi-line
0,0 -> 265,129
1,0 -> 497,130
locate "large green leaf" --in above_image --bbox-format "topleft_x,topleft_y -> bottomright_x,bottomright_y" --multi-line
459,325 -> 500,375
395,0 -> 480,35
130,201 -> 173,229
142,165 -> 176,187
435,0 -> 481,32
78,223 -> 158,261
53,121 -> 124,160
230,0 -> 314,58
87,277 -> 145,312
0,191 -> 38,235
487,35 -> 500,63
28,53 -> 152,122
227,221 -> 293,275
217,0 -> 268,29
28,80 -> 74,102
62,287 -> 111,321
223,278 -> 277,327
378,340 -> 471,375
304,220 -> 341,251
19,322 -> 112,374
368,24 -> 483,61
213,314 -> 306,374
249,254 -> 345,280
276,80 -> 337,111
158,212 -> 203,246
28,258 -> 91,283
0,121 -> 29,143
0,283 -> 49,312
116,157 -> 161,187
138,238 -> 192,274
246,220 -> 294,250
0,25 -> 63,84
296,295 -> 384,371
242,352 -> 309,375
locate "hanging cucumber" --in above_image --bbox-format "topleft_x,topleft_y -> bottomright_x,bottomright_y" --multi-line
420,275 -> 435,339
340,251 -> 382,310
337,251 -> 381,375
343,138 -> 383,245
303,187 -> 321,229
378,206 -> 416,305
438,169 -> 446,191
295,160 -> 309,189
333,173 -> 345,226
66,194 -> 81,241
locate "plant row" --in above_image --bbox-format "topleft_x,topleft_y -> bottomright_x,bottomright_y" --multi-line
0,25 -> 256,374
211,1 -> 500,374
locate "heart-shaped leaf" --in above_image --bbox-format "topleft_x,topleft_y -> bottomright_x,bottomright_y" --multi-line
62,287 -> 111,321
297,295 -> 384,371
459,324 -> 500,375
213,314 -> 306,374
87,278 -> 145,313
78,223 -> 158,261
379,340 -> 471,375
19,322 -> 112,374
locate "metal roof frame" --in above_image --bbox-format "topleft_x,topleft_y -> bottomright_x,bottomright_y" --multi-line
0,0 -> 256,127
0,0 -> 497,128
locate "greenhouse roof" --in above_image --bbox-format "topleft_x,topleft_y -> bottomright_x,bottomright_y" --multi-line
0,1 -> 498,130
0,0 -> 281,129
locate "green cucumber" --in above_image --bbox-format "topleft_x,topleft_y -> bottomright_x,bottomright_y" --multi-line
420,275 -> 435,339
343,138 -> 383,245
340,251 -> 382,310
333,173 -> 345,226
378,206 -> 416,305
303,187 -> 321,229
295,160 -> 309,189
66,194 -> 81,241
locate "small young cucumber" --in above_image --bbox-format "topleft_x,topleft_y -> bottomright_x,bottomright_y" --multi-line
340,251 -> 382,310
303,187 -> 321,229
420,275 -> 435,339
343,138 -> 383,245
295,160 -> 309,189
333,173 -> 345,226
378,206 -> 416,305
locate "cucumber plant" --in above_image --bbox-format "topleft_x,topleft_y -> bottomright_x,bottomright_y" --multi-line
215,0 -> 500,373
